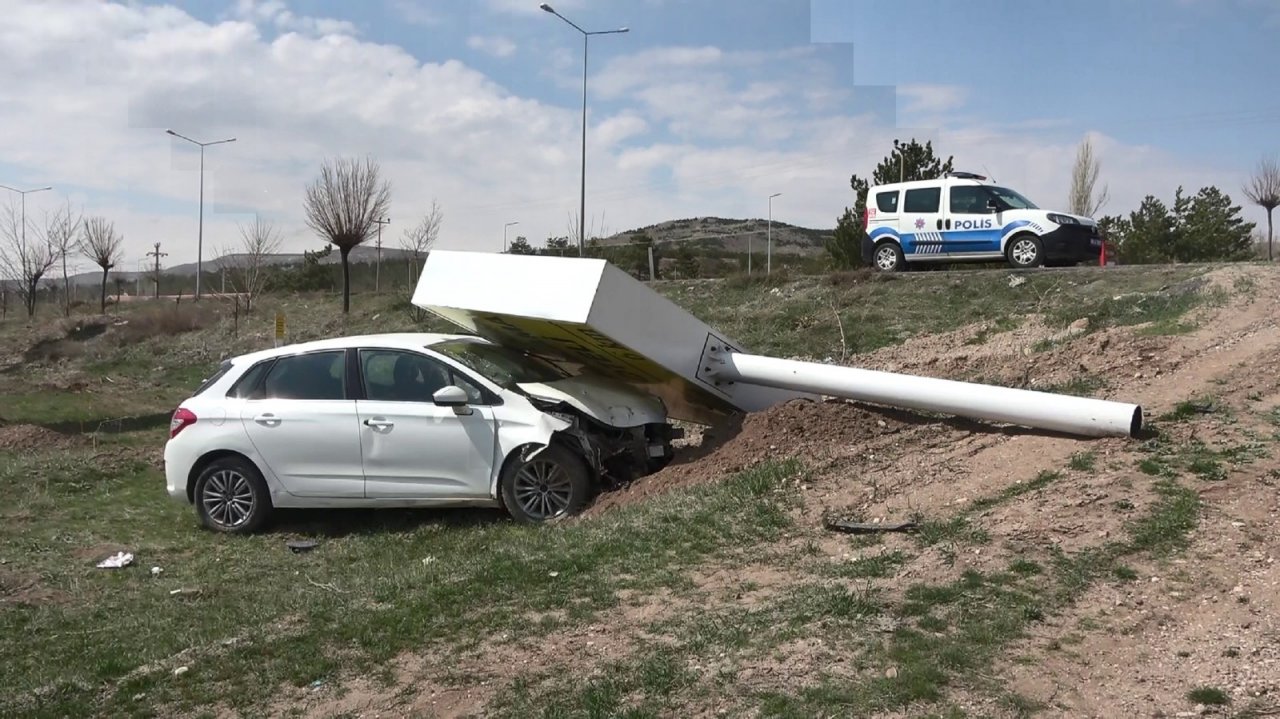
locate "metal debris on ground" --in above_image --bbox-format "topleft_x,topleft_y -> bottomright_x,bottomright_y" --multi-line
1008,275 -> 1027,288
286,539 -> 318,554
823,519 -> 918,534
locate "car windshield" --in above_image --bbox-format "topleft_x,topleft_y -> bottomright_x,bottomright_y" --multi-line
428,339 -> 570,388
986,186 -> 1039,210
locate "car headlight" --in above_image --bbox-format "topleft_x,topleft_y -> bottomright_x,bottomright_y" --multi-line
1046,213 -> 1078,225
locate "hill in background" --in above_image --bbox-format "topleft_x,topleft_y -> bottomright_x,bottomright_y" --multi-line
598,217 -> 831,256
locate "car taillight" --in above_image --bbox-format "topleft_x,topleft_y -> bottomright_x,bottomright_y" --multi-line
170,408 -> 197,439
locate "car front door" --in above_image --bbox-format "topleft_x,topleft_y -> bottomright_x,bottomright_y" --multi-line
900,186 -> 945,258
238,348 -> 365,498
355,348 -> 499,500
943,184 -> 1002,255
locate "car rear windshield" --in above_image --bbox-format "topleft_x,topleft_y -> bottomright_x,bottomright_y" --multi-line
428,340 -> 569,389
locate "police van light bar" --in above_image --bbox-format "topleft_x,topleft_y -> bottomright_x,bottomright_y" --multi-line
945,171 -> 987,180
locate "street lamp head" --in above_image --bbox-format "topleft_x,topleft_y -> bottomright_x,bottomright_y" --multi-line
539,3 -> 553,11
618,27 -> 630,32
770,192 -> 782,199
165,129 -> 177,136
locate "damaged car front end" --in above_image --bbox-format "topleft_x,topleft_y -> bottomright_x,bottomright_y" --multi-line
428,337 -> 683,517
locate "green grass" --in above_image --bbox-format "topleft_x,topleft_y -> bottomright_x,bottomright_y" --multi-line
1068,452 -> 1097,472
0,448 -> 804,718
1186,686 -> 1229,706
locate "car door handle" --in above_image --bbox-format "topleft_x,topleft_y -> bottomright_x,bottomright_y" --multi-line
936,218 -> 943,230
254,413 -> 281,427
945,218 -> 952,230
363,418 -> 394,430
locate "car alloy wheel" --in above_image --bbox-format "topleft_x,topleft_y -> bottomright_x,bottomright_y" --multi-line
500,444 -> 591,524
1010,237 -> 1041,267
201,468 -> 255,529
874,244 -> 901,271
512,458 -> 574,520
194,457 -> 272,534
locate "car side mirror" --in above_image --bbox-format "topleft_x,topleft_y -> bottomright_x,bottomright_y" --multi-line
433,385 -> 472,415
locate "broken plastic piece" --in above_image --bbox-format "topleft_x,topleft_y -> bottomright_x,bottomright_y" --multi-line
96,551 -> 134,568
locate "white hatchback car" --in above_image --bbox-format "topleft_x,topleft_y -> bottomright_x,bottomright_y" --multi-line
164,332 -> 679,532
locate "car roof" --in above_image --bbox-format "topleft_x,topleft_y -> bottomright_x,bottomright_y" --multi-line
227,332 -> 487,365
870,175 -> 992,192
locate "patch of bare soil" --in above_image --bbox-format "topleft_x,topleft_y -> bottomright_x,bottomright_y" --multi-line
0,423 -> 80,452
583,398 -> 912,517
0,567 -> 66,606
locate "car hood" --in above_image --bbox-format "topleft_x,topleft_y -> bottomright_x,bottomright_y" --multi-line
517,374 -> 667,428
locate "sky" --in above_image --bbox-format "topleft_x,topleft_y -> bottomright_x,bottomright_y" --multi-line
1,0 -> 1278,273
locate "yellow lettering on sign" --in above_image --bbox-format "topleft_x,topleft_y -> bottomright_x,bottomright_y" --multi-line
463,312 -> 674,386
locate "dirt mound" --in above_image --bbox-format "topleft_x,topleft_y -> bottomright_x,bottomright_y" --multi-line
584,398 -> 908,517
0,424 -> 80,452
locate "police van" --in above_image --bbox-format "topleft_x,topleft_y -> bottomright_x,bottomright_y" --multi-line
859,172 -> 1103,271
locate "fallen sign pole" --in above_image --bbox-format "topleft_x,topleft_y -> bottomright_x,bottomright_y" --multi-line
703,348 -> 1142,438
411,251 -> 1143,439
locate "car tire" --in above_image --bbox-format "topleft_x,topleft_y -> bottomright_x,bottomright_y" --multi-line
872,241 -> 905,272
1007,235 -> 1044,268
500,444 -> 592,524
193,456 -> 273,534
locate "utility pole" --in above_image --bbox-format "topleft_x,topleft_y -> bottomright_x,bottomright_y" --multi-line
893,138 -> 904,183
146,242 -> 167,299
767,192 -> 781,276
373,217 -> 390,293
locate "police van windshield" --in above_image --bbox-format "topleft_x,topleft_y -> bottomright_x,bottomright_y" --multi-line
986,186 -> 1039,210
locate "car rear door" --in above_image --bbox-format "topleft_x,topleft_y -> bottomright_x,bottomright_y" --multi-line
354,348 -> 499,500
238,348 -> 365,498
900,185 -> 945,257
943,184 -> 1002,255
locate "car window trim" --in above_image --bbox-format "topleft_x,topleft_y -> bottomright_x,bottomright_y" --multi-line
253,348 -> 349,402
354,346 -> 501,406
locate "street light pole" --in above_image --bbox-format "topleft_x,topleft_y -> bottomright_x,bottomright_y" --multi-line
0,184 -> 53,249
504,221 -> 519,252
166,129 -> 236,300
768,192 -> 781,275
539,3 -> 628,257
893,138 -> 904,183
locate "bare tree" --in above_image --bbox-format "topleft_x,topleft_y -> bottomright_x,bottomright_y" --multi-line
0,200 -> 58,318
303,156 -> 392,313
46,201 -> 82,316
399,199 -> 443,286
1242,155 -> 1280,262
1068,135 -> 1110,218
221,217 -> 282,314
80,216 -> 124,313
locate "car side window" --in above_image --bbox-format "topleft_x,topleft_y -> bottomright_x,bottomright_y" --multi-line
360,350 -> 486,404
875,191 -> 899,213
903,187 -> 941,213
227,359 -> 275,399
949,186 -> 991,214
260,350 -> 346,400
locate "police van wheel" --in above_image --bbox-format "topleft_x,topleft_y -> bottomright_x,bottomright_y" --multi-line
873,242 -> 905,272
1007,236 -> 1044,268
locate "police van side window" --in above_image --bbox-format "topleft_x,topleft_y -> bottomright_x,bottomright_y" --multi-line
875,191 -> 899,213
949,186 -> 992,214
903,187 -> 940,213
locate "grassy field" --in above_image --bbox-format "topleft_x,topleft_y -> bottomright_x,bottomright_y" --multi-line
0,262 -> 1243,717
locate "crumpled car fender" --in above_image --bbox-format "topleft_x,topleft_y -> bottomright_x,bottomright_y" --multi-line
489,412 -> 573,499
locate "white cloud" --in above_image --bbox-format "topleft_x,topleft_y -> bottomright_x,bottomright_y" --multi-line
0,0 -> 1262,270
231,0 -> 360,37
467,35 -> 518,58
897,84 -> 967,115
